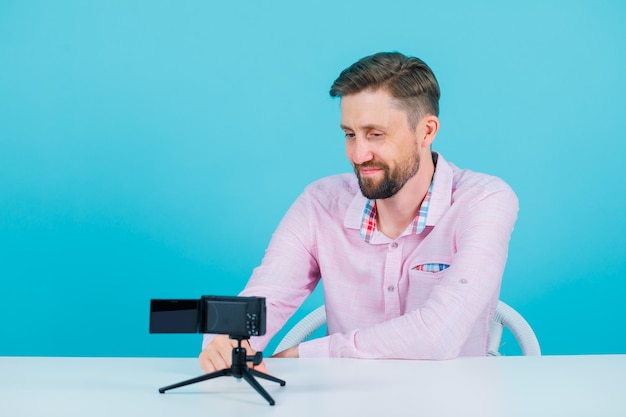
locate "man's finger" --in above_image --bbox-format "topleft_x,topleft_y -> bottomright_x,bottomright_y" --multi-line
250,360 -> 268,374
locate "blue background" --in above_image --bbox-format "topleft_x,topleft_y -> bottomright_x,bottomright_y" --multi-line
1,0 -> 624,357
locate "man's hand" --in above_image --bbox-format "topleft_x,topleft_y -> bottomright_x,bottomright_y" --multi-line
272,345 -> 299,358
199,335 -> 267,373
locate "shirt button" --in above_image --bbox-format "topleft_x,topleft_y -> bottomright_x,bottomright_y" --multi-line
387,285 -> 395,292
390,242 -> 398,249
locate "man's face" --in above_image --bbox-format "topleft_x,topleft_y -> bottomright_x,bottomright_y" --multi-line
340,89 -> 423,199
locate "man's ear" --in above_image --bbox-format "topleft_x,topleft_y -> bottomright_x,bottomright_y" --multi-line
421,115 -> 439,148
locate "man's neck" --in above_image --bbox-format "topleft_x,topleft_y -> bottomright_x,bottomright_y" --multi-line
375,153 -> 435,240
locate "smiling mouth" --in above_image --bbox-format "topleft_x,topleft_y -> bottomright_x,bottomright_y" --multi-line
360,167 -> 382,176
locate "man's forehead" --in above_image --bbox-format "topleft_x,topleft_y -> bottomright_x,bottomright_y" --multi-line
339,90 -> 408,129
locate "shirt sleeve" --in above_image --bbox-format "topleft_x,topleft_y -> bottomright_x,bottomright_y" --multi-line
299,183 -> 519,360
238,189 -> 322,352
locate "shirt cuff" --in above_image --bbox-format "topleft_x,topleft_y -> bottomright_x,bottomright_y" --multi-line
298,336 -> 331,358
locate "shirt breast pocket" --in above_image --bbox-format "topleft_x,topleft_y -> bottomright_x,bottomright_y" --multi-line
406,263 -> 449,309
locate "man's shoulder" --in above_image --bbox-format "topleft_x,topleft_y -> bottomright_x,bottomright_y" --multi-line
453,165 -> 514,192
307,173 -> 357,186
434,154 -> 515,198
447,162 -> 518,207
305,173 -> 359,194
302,173 -> 360,204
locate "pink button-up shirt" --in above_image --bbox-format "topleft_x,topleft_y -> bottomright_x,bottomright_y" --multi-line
208,153 -> 518,359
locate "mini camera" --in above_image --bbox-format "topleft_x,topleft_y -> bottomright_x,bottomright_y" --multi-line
149,295 -> 266,337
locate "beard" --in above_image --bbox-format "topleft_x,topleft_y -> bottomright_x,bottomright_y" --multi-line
354,150 -> 421,199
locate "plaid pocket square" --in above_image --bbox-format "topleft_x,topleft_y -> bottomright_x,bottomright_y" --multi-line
412,263 -> 450,272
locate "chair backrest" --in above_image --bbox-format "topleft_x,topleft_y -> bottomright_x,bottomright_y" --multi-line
273,300 -> 541,356
488,300 -> 541,356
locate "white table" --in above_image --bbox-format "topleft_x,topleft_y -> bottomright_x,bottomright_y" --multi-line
1,355 -> 624,416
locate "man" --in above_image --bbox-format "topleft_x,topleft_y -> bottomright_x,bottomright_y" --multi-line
200,52 -> 518,372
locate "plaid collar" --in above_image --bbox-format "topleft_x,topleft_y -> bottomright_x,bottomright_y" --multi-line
360,180 -> 435,243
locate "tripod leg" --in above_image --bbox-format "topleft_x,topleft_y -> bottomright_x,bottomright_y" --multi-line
159,369 -> 230,393
240,369 -> 277,406
249,368 -> 286,386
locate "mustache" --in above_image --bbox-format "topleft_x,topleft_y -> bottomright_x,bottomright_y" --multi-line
354,161 -> 387,170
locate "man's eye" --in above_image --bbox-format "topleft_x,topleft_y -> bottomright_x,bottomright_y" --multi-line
345,132 -> 356,139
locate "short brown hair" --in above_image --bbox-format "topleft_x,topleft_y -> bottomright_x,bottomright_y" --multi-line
330,52 -> 440,129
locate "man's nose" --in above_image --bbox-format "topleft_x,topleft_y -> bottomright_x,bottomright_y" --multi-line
350,137 -> 374,165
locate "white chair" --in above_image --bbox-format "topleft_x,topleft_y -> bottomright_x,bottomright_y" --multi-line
487,300 -> 541,356
273,300 -> 541,356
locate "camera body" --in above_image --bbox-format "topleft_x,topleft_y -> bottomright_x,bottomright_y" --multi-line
150,295 -> 266,338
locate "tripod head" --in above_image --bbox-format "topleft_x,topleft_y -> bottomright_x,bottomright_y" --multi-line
228,335 -> 263,368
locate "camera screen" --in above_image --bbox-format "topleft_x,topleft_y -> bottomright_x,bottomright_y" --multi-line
150,299 -> 200,333
202,298 -> 249,335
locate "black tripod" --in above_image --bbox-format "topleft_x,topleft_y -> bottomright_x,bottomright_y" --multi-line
158,337 -> 286,405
